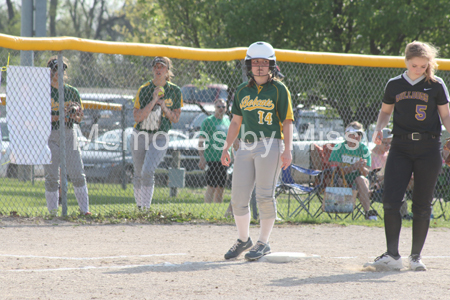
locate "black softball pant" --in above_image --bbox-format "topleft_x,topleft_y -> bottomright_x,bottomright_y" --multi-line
382,136 -> 441,256
383,137 -> 441,215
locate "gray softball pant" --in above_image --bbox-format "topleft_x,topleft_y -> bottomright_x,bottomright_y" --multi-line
130,129 -> 169,189
44,128 -> 87,191
231,138 -> 284,219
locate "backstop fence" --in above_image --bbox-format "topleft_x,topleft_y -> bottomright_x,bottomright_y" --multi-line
0,34 -> 449,220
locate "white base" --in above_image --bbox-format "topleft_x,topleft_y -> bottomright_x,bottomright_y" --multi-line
262,252 -> 320,263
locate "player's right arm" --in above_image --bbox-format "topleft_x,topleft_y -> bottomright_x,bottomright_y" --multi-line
373,103 -> 394,144
221,115 -> 242,167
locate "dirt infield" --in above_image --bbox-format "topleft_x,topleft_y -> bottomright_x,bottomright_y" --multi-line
1,217 -> 449,300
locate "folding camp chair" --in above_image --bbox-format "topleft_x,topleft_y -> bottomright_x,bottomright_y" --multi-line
275,164 -> 324,219
345,169 -> 384,220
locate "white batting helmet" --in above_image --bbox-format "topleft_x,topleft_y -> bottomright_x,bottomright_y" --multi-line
245,42 -> 283,78
245,42 -> 276,62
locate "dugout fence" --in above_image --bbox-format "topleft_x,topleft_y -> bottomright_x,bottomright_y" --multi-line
0,34 -> 449,220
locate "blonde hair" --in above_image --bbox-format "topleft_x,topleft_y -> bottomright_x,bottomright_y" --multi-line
405,41 -> 439,83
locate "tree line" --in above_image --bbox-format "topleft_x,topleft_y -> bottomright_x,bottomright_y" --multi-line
1,0 -> 449,129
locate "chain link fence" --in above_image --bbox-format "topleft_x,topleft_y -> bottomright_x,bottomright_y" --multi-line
0,45 -> 449,221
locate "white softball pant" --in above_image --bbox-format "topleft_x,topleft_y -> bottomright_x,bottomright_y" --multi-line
44,128 -> 89,214
44,128 -> 87,191
130,129 -> 168,207
231,138 -> 284,219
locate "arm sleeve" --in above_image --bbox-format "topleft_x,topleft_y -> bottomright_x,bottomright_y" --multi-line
231,86 -> 243,116
329,144 -> 342,163
437,79 -> 450,105
199,118 -> 209,139
173,86 -> 183,109
276,83 -> 294,122
134,86 -> 144,109
382,81 -> 395,105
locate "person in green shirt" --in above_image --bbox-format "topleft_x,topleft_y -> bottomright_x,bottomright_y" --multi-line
198,99 -> 231,203
329,121 -> 375,220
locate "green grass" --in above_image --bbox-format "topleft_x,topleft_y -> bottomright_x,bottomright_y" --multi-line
1,177 -> 449,228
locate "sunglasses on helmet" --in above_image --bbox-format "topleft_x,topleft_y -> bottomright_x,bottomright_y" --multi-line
48,59 -> 67,71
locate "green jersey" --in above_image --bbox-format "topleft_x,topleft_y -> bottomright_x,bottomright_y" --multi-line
200,115 -> 231,162
51,84 -> 82,130
134,81 -> 183,133
329,141 -> 371,184
232,80 -> 294,141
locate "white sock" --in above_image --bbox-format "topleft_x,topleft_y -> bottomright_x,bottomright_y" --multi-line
234,213 -> 251,241
134,187 -> 142,207
45,191 -> 59,215
141,185 -> 154,208
74,185 -> 90,214
258,218 -> 275,244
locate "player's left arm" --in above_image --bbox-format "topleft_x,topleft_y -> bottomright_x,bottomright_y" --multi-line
279,84 -> 294,170
438,104 -> 450,133
65,89 -> 84,124
280,119 -> 293,170
160,86 -> 182,123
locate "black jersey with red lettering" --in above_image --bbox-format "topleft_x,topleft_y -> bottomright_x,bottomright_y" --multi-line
383,71 -> 449,136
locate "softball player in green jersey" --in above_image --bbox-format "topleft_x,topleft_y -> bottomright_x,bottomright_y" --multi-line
131,57 -> 183,209
221,42 -> 294,261
45,56 -> 90,215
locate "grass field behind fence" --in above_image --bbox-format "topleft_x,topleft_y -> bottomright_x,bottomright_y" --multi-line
0,178 -> 449,227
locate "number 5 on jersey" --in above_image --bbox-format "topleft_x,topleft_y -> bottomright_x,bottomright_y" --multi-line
416,105 -> 427,121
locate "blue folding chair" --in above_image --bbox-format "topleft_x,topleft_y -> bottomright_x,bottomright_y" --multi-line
275,164 -> 323,219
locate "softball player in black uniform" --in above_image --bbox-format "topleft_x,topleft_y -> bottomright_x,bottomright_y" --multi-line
45,56 -> 90,215
365,41 -> 450,271
221,42 -> 294,261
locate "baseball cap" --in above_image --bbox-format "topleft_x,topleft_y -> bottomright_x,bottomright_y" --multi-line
152,57 -> 168,68
47,59 -> 67,71
382,128 -> 393,139
345,126 -> 364,134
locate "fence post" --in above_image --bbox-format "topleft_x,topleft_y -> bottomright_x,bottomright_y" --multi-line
58,52 -> 68,217
170,150 -> 181,197
121,104 -> 127,190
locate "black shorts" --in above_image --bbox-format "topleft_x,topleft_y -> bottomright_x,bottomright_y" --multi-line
206,161 -> 228,188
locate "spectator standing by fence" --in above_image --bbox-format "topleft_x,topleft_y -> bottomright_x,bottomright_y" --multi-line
365,41 -> 450,271
131,57 -> 183,209
198,99 -> 231,203
45,56 -> 90,216
221,42 -> 294,261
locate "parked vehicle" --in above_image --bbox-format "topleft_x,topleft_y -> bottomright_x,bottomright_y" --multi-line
181,84 -> 228,105
1,123 -> 88,178
294,107 -> 344,141
171,104 -> 228,137
0,118 -> 10,177
81,127 -> 200,184
80,93 -> 135,137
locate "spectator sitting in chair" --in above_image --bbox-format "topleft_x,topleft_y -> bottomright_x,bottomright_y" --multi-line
371,128 -> 411,219
329,121 -> 377,220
